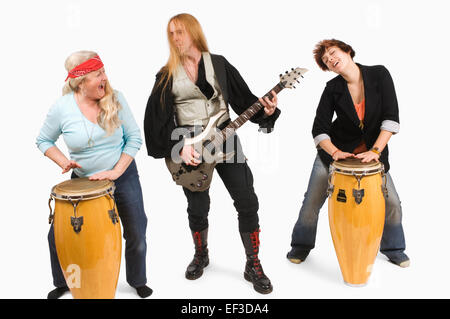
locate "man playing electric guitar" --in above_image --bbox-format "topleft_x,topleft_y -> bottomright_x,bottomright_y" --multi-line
143,13 -> 279,294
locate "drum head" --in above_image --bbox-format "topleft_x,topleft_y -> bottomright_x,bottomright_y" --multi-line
331,158 -> 383,175
51,178 -> 115,200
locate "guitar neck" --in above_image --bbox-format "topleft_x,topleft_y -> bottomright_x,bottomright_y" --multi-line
214,83 -> 284,146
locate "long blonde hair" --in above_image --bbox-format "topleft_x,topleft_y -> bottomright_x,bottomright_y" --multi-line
62,50 -> 121,135
157,13 -> 209,95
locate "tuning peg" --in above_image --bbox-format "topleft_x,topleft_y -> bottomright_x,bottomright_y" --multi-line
285,71 -> 288,74
293,86 -> 296,89
291,68 -> 294,70
296,80 -> 300,83
279,74 -> 282,78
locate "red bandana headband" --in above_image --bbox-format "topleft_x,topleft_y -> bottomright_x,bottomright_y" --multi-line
65,55 -> 104,81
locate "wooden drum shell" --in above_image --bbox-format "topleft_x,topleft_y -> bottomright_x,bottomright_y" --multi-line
52,179 -> 121,299
328,161 -> 385,286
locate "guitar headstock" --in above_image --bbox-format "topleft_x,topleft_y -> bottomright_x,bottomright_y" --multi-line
279,67 -> 308,89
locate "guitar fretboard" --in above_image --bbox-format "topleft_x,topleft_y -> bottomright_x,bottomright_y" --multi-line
212,83 -> 284,148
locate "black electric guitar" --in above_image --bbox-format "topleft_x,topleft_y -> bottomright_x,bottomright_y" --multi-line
165,67 -> 308,192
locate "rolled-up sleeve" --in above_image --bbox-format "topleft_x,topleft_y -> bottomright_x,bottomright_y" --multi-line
380,119 -> 400,134
117,91 -> 142,158
36,102 -> 62,154
314,133 -> 331,147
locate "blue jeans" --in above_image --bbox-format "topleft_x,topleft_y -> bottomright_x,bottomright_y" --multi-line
48,160 -> 148,288
289,155 -> 407,263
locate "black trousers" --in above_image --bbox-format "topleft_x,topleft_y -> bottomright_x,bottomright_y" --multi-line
182,134 -> 259,233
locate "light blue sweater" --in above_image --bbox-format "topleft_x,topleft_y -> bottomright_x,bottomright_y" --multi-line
36,91 -> 142,177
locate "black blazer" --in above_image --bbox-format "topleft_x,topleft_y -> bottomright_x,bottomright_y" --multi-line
143,54 -> 281,158
312,64 -> 399,172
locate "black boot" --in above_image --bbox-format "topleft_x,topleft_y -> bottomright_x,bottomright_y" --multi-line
240,229 -> 273,294
185,228 -> 209,280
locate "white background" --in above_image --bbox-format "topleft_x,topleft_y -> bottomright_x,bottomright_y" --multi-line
1,0 -> 449,299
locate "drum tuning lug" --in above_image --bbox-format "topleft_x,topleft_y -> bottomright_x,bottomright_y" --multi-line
381,172 -> 389,198
71,216 -> 84,233
327,185 -> 334,197
108,209 -> 119,225
381,185 -> 389,198
48,196 -> 54,224
352,189 -> 365,205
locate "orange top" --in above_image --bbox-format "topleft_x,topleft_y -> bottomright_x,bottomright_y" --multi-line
354,99 -> 365,121
353,99 -> 367,154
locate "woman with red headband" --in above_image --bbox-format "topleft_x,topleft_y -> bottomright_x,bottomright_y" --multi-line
36,51 -> 152,299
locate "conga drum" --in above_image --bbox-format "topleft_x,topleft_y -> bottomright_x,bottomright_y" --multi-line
327,158 -> 387,286
48,178 -> 122,298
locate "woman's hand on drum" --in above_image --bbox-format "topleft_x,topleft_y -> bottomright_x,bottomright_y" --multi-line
62,160 -> 82,174
89,169 -> 121,181
332,150 -> 355,161
355,151 -> 380,163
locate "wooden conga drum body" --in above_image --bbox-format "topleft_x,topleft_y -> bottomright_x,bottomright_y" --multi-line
327,159 -> 387,286
49,178 -> 121,299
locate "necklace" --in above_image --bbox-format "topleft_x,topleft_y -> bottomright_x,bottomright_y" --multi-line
82,116 -> 96,148
75,92 -> 99,148
358,78 -> 365,130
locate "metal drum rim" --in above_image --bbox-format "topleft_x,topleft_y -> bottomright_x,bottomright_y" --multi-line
51,186 -> 115,201
331,160 -> 384,176
50,178 -> 116,201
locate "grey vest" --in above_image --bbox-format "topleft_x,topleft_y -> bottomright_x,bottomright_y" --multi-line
172,52 -> 229,127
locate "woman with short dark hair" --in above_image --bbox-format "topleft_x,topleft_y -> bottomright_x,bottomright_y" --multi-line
287,39 -> 409,268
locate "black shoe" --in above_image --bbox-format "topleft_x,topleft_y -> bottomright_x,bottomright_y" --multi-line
185,228 -> 209,280
136,285 -> 153,298
240,229 -> 273,294
383,251 -> 410,268
47,286 -> 70,299
287,246 -> 310,264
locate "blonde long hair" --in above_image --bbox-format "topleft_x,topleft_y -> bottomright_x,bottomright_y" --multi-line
62,50 -> 121,135
157,13 -> 209,95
